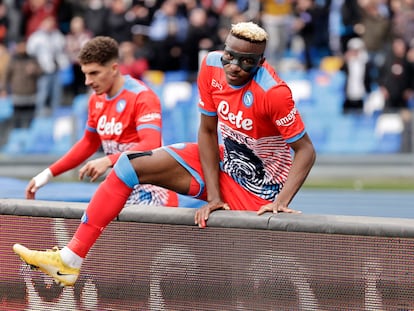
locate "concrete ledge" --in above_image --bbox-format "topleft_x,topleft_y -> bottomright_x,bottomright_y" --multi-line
1,198 -> 414,237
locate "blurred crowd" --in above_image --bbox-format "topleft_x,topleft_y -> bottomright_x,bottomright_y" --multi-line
0,0 -> 413,150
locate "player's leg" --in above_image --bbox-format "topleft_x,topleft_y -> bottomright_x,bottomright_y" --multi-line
130,147 -> 195,195
66,148 -> 192,258
13,148 -> 191,286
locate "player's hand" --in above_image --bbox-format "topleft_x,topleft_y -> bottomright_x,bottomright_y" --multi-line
256,201 -> 301,215
25,168 -> 53,199
25,179 -> 37,199
79,157 -> 112,182
194,200 -> 230,229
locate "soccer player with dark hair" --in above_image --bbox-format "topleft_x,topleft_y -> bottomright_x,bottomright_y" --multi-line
25,36 -> 178,206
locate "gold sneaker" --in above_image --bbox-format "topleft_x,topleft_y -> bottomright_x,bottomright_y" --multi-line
13,243 -> 79,287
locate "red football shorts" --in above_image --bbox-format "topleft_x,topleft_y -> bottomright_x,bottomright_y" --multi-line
164,143 -> 271,211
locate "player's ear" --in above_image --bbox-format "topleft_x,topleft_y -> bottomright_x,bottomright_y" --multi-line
259,56 -> 266,66
111,61 -> 119,73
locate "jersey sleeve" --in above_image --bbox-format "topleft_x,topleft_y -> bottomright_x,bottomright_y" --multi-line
197,54 -> 217,116
49,130 -> 102,176
267,84 -> 306,143
86,94 -> 99,132
134,88 -> 162,134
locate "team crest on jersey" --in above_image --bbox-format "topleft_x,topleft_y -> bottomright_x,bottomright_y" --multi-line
243,91 -> 254,108
116,99 -> 127,113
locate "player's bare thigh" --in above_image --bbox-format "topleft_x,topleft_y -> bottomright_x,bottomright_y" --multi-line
125,147 -> 192,194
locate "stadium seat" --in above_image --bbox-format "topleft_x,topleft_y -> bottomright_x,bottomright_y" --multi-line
1,128 -> 30,154
375,113 -> 403,137
375,133 -> 402,153
320,115 -> 354,153
163,70 -> 189,82
52,114 -> 74,154
59,65 -> 74,86
72,94 -> 89,140
24,116 -> 55,154
374,113 -> 403,153
161,81 -> 199,145
0,96 -> 13,122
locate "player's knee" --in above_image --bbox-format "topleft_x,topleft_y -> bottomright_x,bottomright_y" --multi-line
113,153 -> 140,188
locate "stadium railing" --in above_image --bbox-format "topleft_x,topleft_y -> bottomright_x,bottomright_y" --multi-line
1,198 -> 414,310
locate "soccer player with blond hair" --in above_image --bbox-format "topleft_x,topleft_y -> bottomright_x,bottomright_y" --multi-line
14,22 -> 316,287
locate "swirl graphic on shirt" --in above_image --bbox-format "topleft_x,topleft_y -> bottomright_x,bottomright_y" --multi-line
222,137 -> 280,200
127,184 -> 171,205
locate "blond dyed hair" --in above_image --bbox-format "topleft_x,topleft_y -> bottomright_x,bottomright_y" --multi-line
230,22 -> 268,43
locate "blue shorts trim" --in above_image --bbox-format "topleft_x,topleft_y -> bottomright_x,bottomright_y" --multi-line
163,145 -> 205,198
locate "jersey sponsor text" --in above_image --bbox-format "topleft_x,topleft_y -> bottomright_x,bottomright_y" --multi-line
139,113 -> 162,122
97,115 -> 123,135
218,101 -> 253,130
275,107 -> 297,127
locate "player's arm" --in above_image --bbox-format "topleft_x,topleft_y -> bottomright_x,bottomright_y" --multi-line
257,134 -> 315,215
25,130 -> 101,199
257,85 -> 316,215
198,114 -> 221,202
80,125 -> 162,182
195,113 -> 230,228
194,54 -> 230,228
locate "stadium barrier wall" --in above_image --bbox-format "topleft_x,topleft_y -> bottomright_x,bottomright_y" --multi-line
1,198 -> 414,310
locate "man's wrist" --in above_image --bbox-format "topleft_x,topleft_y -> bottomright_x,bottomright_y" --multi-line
33,168 -> 53,188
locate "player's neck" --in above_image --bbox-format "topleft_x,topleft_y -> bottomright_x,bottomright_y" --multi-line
107,74 -> 125,98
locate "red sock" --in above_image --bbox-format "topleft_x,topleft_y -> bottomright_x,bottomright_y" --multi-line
67,170 -> 133,257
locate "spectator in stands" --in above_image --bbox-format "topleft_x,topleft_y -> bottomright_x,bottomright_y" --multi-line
340,37 -> 372,113
5,39 -> 42,128
217,1 -> 246,28
404,39 -> 414,151
260,0 -> 294,68
103,0 -> 135,43
182,6 -> 218,79
26,16 -> 69,117
118,40 -> 149,80
55,0 -> 76,34
292,0 -> 332,70
21,0 -> 61,39
130,24 -> 153,73
5,0 -> 22,45
406,39 -> 414,97
127,0 -> 153,27
339,0 -> 362,54
0,0 -> 9,44
378,36 -> 413,152
237,0 -> 262,23
378,37 -> 411,112
390,0 -> 414,47
147,0 -> 188,71
0,41 -> 10,97
13,21 -> 316,287
216,1 -> 247,47
80,0 -> 109,37
24,36 -> 179,206
65,15 -> 92,96
354,0 -> 392,81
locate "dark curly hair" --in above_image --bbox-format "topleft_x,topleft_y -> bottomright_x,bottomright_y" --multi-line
78,36 -> 119,65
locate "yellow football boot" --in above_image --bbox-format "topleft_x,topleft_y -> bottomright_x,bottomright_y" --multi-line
13,243 -> 79,287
